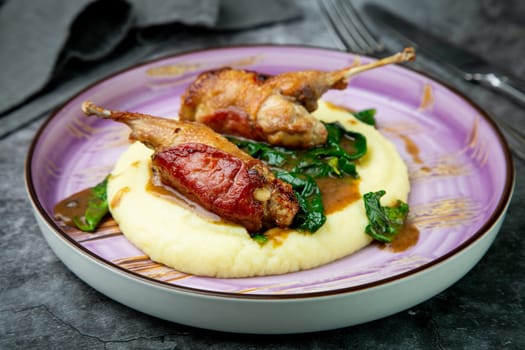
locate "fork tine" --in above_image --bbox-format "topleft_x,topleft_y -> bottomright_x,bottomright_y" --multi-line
340,1 -> 384,53
319,0 -> 362,52
331,1 -> 370,53
320,0 -> 384,55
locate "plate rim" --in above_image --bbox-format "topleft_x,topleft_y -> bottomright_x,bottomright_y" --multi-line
25,44 -> 515,300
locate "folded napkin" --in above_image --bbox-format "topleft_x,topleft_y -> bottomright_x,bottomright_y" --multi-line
0,0 -> 301,136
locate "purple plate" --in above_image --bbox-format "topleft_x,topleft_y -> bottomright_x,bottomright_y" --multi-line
26,46 -> 514,333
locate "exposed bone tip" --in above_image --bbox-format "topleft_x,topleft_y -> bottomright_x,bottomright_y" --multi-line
81,100 -> 111,118
81,100 -> 95,116
401,47 -> 416,62
341,47 -> 417,81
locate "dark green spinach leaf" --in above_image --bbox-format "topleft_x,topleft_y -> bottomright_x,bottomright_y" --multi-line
363,190 -> 409,242
275,171 -> 326,232
353,108 -> 377,126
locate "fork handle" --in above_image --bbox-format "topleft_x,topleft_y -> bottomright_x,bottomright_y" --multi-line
470,72 -> 525,108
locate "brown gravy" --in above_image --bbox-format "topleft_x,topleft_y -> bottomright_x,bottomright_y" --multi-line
398,134 -> 422,164
54,188 -> 93,226
317,177 -> 361,214
264,227 -> 292,247
380,222 -> 419,252
110,186 -> 130,209
419,83 -> 435,111
324,101 -> 354,113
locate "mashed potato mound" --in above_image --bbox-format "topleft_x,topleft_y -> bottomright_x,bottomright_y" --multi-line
107,101 -> 410,277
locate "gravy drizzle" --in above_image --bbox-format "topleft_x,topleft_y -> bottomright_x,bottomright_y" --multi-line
317,177 -> 360,214
379,222 -> 419,252
54,188 -> 95,226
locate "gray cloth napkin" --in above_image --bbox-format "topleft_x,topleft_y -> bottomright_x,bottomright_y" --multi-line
0,0 -> 301,137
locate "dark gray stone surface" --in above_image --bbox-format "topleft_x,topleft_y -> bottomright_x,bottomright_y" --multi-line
1,0 -> 524,348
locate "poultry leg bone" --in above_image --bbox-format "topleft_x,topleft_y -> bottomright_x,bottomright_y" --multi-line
179,48 -> 415,148
81,101 -> 299,233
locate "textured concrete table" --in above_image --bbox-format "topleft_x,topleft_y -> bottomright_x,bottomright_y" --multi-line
1,0 -> 524,348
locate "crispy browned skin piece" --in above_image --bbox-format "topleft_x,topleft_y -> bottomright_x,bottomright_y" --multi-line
180,48 -> 415,148
81,101 -> 299,233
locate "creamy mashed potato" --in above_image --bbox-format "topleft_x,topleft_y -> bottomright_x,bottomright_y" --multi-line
107,100 -> 409,277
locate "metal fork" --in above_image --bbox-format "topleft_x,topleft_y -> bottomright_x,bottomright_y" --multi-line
319,0 -> 525,160
319,0 -> 385,56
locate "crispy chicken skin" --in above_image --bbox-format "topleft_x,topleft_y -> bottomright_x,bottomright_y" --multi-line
81,101 -> 299,233
180,48 -> 415,148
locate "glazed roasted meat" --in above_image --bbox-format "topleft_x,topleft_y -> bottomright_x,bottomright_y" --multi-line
81,101 -> 299,233
180,48 -> 415,148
